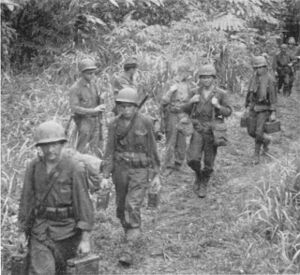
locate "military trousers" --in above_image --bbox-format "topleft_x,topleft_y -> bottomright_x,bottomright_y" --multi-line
164,113 -> 186,168
28,232 -> 81,275
277,69 -> 294,96
186,130 -> 217,178
112,161 -> 150,230
74,117 -> 102,156
247,110 -> 270,144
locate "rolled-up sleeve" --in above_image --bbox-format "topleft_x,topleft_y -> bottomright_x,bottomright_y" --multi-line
72,164 -> 94,231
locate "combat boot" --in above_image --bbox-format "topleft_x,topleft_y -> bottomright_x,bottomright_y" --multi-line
119,251 -> 133,266
198,182 -> 207,198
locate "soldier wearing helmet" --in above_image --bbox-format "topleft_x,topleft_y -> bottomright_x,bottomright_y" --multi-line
101,87 -> 160,265
182,64 -> 232,198
161,62 -> 194,174
18,121 -> 94,274
272,43 -> 294,96
69,58 -> 105,155
112,57 -> 138,97
245,56 -> 277,164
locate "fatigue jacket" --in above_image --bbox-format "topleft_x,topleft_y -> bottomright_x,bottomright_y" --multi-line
102,113 -> 160,178
272,52 -> 292,72
183,86 -> 232,132
161,81 -> 192,112
18,152 -> 94,241
245,72 -> 277,112
69,77 -> 101,118
112,72 -> 137,93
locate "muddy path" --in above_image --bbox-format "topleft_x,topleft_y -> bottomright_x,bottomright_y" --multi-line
93,91 -> 300,274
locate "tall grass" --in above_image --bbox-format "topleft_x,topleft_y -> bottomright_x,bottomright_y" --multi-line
242,150 -> 300,273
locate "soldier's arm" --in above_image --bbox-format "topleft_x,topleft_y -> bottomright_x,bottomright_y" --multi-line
161,85 -> 177,106
18,160 -> 36,234
102,121 -> 115,178
268,77 -> 277,111
72,163 -> 94,231
69,86 -> 99,116
145,118 -> 160,173
219,92 -> 232,117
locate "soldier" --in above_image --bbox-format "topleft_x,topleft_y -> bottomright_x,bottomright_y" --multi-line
161,64 -> 193,174
183,64 -> 232,198
17,121 -> 94,275
101,87 -> 160,265
69,58 -> 105,155
112,57 -> 138,94
245,56 -> 277,164
272,43 -> 294,96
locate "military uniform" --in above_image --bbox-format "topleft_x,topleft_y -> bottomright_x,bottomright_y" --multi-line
161,81 -> 193,170
273,50 -> 294,96
69,77 -> 103,155
183,87 -> 232,192
18,151 -> 94,274
245,71 -> 277,157
102,112 -> 160,231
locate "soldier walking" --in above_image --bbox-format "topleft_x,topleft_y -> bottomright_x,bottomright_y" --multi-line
183,64 -> 232,198
245,56 -> 277,164
161,64 -> 193,174
101,87 -> 160,265
69,58 -> 105,156
18,121 -> 94,275
272,43 -> 294,96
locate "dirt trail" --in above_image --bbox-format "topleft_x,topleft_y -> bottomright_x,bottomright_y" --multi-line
94,91 -> 300,274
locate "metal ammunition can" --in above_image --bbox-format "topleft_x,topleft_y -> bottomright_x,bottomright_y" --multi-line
66,254 -> 100,275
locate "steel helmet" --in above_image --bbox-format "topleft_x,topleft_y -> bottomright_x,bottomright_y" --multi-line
288,37 -> 296,45
124,57 -> 138,67
198,64 -> 216,77
280,43 -> 288,49
116,87 -> 139,105
252,56 -> 267,68
34,121 -> 67,146
79,58 -> 97,72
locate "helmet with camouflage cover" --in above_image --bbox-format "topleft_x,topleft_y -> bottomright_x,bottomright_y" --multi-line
280,43 -> 288,50
252,56 -> 267,68
123,57 -> 138,71
34,121 -> 67,146
197,64 -> 217,77
116,87 -> 139,105
79,58 -> 97,73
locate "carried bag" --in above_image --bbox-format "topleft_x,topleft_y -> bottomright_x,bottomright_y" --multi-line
66,254 -> 100,275
264,120 -> 281,134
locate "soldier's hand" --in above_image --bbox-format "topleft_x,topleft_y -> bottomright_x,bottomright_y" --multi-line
17,233 -> 27,252
77,239 -> 91,255
211,96 -> 221,108
100,178 -> 111,190
94,104 -> 106,112
189,94 -> 200,104
270,112 -> 276,121
170,84 -> 178,93
150,174 -> 161,193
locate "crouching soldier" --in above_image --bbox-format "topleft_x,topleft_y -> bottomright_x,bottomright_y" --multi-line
17,121 -> 94,275
183,64 -> 232,198
101,87 -> 160,265
245,56 -> 277,164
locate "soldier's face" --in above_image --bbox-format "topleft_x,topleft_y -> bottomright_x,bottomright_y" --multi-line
199,75 -> 214,88
255,66 -> 267,76
39,141 -> 64,163
118,103 -> 137,119
82,70 -> 95,82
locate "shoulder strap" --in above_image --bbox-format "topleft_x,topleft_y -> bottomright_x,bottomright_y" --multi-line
116,112 -> 138,141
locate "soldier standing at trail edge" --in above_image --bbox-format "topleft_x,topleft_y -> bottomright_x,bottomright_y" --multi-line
69,58 -> 105,156
183,64 -> 232,198
245,56 -> 277,164
18,121 -> 94,274
161,64 -> 193,174
101,87 -> 160,265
